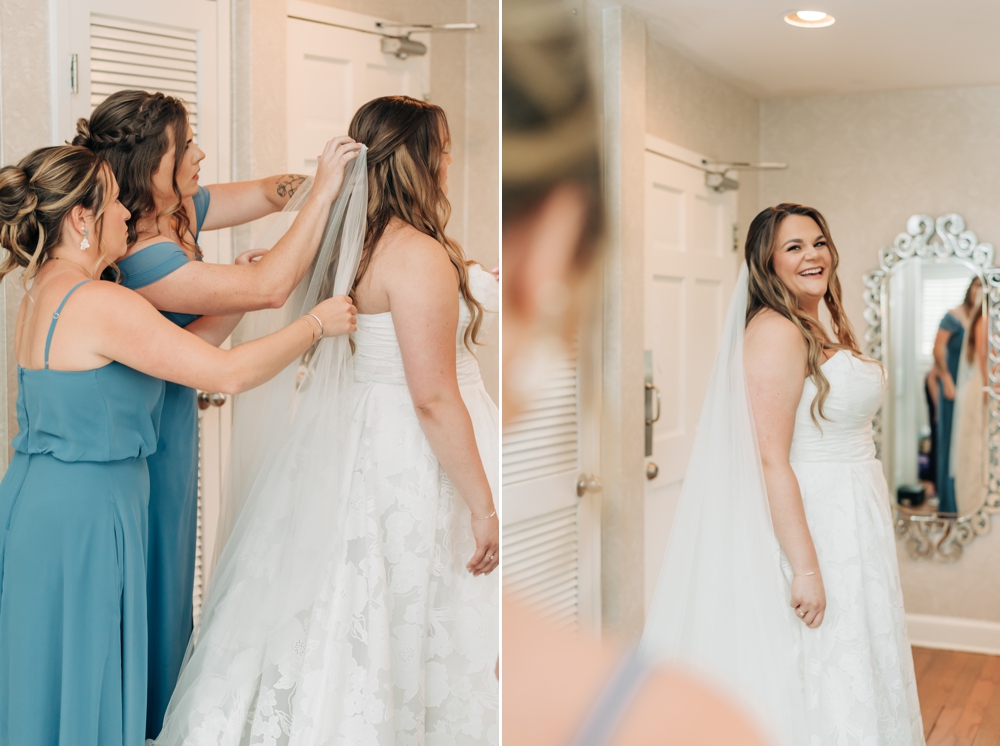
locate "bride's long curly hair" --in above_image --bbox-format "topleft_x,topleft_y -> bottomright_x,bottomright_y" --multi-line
745,203 -> 862,422
348,96 -> 483,349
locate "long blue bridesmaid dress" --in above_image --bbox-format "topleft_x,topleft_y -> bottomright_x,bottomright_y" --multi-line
936,311 -> 965,514
0,280 -> 165,745
116,186 -> 210,738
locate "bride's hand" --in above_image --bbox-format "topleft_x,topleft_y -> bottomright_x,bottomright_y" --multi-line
467,511 -> 499,576
791,572 -> 826,628
307,296 -> 357,337
313,136 -> 364,203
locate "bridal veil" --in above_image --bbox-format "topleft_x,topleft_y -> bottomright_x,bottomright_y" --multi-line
155,150 -> 370,743
640,265 -> 807,745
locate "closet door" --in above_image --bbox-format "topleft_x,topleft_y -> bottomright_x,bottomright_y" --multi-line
53,0 -> 231,622
502,333 -> 602,633
285,1 -> 431,175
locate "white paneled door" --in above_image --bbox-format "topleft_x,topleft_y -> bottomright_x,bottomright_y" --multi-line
53,0 -> 231,620
285,1 -> 431,175
643,136 -> 737,611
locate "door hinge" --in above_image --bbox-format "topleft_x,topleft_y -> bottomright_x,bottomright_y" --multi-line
70,54 -> 78,94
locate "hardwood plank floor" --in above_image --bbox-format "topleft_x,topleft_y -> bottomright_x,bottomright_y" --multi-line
915,647 -> 1000,745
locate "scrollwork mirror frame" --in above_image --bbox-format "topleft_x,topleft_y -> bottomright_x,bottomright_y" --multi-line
863,214 -> 998,561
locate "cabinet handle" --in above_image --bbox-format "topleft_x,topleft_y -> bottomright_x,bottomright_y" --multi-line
576,473 -> 603,498
197,391 -> 228,410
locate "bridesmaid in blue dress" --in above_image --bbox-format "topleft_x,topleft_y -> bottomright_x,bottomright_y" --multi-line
0,145 -> 357,745
933,277 -> 980,514
75,90 -> 362,736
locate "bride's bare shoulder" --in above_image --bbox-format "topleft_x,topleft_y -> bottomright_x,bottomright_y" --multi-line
378,220 -> 454,282
745,308 -> 806,361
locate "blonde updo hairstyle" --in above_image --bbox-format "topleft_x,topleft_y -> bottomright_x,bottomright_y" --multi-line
745,203 -> 862,423
348,95 -> 484,350
0,145 -> 111,285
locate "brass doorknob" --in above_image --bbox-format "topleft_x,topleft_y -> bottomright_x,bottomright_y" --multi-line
197,391 -> 228,410
576,473 -> 603,498
646,462 -> 659,480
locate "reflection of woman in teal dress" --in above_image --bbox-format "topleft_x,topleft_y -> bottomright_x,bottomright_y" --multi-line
76,90 -> 362,736
933,277 -> 981,514
0,145 -> 356,744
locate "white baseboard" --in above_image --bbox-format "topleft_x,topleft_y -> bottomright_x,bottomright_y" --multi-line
906,613 -> 1000,656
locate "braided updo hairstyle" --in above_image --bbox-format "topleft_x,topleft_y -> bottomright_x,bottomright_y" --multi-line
73,90 -> 195,253
0,145 -> 110,285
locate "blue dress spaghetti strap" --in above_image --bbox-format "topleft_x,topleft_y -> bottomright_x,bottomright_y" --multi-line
936,311 -> 965,514
0,280 -> 165,745
117,185 -> 210,738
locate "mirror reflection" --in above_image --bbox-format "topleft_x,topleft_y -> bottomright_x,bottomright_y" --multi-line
887,261 -> 988,518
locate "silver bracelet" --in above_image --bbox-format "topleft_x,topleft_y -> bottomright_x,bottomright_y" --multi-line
794,570 -> 817,577
305,312 -> 324,342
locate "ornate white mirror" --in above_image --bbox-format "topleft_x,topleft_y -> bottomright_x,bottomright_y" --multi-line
864,214 -> 999,560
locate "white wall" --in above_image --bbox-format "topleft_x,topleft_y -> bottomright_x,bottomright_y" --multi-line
759,86 -> 1000,625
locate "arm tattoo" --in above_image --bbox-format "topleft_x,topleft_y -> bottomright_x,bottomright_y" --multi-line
276,174 -> 307,199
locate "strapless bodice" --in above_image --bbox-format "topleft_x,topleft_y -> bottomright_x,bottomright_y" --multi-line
13,362 -> 165,462
788,350 -> 884,463
351,265 -> 498,387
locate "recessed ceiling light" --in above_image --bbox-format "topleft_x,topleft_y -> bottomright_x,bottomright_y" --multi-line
784,10 -> 836,28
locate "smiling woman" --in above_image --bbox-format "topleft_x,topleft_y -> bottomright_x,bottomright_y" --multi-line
643,203 -> 925,745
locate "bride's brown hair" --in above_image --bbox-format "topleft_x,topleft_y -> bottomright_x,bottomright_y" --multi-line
745,203 -> 862,422
348,96 -> 483,349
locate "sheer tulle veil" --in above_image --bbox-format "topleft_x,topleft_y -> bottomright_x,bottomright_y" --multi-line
154,149 -> 370,742
640,264 -> 807,745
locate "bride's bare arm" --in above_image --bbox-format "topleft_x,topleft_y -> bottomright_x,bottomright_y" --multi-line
386,232 -> 499,577
744,310 -> 826,629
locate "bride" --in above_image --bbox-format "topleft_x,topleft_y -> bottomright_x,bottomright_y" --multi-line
642,203 -> 924,745
154,96 -> 499,745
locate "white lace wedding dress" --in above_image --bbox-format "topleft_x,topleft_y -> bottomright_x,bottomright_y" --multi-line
641,266 -> 923,746
789,350 -> 923,745
154,265 -> 499,746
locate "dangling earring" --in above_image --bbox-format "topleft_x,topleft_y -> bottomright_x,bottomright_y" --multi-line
79,230 -> 90,251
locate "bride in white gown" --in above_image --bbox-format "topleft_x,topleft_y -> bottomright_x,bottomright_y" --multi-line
642,203 -> 923,746
154,96 -> 499,745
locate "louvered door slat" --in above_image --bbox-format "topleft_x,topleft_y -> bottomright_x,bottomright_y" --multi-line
90,15 -> 199,138
503,501 -> 581,629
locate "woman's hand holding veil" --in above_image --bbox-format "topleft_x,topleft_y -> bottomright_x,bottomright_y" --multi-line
312,136 -> 364,203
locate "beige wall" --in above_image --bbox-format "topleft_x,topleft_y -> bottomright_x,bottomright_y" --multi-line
0,0 -> 54,466
759,86 -> 1000,623
237,0 -> 499,401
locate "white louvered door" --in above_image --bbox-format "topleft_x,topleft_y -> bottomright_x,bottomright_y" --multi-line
502,337 -> 602,633
54,0 -> 231,622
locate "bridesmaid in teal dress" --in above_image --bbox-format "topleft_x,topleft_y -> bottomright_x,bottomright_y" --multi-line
75,90 -> 362,737
0,145 -> 357,745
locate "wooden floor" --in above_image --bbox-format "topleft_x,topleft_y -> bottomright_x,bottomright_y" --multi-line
914,646 -> 1000,745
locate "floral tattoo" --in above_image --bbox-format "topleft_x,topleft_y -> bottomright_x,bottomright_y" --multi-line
276,174 -> 307,200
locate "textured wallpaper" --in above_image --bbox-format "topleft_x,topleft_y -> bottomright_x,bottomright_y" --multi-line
760,86 -> 1000,623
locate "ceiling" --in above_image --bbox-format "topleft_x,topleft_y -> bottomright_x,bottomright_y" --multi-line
615,0 -> 1000,99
